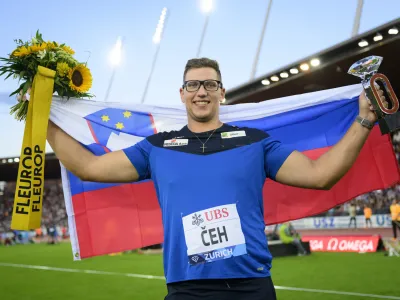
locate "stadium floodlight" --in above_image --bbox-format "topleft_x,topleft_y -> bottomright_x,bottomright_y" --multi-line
358,39 -> 368,47
280,72 -> 289,78
1,159 -> 6,163
7,158 -> 13,163
290,68 -> 299,74
109,37 -> 123,67
105,36 -> 124,102
200,0 -> 214,14
270,75 -> 279,82
153,7 -> 168,44
261,79 -> 270,85
14,158 -> 19,163
388,27 -> 398,35
142,7 -> 169,104
300,63 -> 309,71
310,58 -> 320,67
373,33 -> 383,42
197,1 -> 214,57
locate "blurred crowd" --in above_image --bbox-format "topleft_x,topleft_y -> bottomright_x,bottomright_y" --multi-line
393,131 -> 400,162
324,184 -> 399,217
0,179 -> 68,245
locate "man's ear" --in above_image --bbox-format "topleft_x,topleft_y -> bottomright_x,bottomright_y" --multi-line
180,87 -> 185,104
220,87 -> 226,103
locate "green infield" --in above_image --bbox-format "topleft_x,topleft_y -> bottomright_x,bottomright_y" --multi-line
0,243 -> 399,299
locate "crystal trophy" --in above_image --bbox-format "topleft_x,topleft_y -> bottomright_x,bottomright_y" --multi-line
348,55 -> 400,134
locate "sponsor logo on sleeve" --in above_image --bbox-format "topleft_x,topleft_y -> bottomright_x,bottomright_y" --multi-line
163,139 -> 189,147
221,131 -> 246,139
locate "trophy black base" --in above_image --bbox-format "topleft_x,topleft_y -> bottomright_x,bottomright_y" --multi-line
378,111 -> 400,135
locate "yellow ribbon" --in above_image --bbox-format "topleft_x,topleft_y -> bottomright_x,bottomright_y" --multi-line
11,66 -> 55,230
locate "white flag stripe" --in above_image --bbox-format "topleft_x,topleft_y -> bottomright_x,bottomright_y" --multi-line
219,84 -> 361,122
60,161 -> 80,260
106,132 -> 145,151
50,84 -> 362,129
50,105 -> 96,146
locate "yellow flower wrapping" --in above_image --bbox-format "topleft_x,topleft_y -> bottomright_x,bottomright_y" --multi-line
11,66 -> 55,230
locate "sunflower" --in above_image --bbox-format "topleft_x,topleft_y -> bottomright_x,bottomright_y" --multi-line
68,64 -> 92,93
30,42 -> 48,53
12,46 -> 30,57
62,45 -> 75,55
48,41 -> 58,49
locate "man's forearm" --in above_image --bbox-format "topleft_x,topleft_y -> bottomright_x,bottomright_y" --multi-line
47,121 -> 96,180
314,120 -> 371,189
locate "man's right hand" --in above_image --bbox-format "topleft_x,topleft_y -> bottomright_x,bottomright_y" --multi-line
47,121 -> 139,183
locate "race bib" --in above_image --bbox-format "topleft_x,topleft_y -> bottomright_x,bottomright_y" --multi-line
182,204 -> 247,265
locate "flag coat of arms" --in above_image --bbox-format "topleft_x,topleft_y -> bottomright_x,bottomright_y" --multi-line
48,84 -> 399,260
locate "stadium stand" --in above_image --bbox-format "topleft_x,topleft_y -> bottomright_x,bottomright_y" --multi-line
0,179 -> 68,245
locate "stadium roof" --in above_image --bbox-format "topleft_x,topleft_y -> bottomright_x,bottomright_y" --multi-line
224,18 -> 400,105
1,18 -> 399,182
0,153 -> 60,182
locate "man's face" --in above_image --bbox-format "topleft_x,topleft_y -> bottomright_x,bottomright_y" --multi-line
180,67 -> 225,123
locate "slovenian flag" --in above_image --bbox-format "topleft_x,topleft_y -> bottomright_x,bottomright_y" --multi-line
49,84 -> 399,260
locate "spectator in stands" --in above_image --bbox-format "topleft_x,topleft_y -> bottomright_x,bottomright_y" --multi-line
1,232 -> 13,246
0,180 -> 67,236
279,222 -> 308,256
47,224 -> 59,244
390,199 -> 400,241
348,203 -> 357,228
364,204 -> 372,228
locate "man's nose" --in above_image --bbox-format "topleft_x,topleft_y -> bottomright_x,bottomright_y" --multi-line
197,84 -> 207,96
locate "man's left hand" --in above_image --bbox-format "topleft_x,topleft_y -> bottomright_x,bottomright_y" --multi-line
358,85 -> 389,123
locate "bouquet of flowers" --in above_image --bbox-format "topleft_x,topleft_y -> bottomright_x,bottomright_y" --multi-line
0,30 -> 93,121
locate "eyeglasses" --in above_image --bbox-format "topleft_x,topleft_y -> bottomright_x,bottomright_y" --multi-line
182,80 -> 223,92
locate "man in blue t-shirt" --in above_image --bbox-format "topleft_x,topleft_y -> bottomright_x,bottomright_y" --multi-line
47,57 -> 387,299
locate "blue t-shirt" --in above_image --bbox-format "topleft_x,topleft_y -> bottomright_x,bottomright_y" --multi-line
123,124 -> 294,284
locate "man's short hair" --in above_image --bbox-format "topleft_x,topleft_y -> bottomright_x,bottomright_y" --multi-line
183,57 -> 222,83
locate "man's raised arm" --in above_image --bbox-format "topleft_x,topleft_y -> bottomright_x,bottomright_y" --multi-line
47,121 -> 139,183
275,89 -> 389,190
275,119 -> 371,190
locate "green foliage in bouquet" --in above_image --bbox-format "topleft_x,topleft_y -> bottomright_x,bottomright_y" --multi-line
0,30 -> 93,121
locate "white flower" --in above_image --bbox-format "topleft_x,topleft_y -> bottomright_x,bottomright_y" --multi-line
37,49 -> 47,59
16,87 -> 31,102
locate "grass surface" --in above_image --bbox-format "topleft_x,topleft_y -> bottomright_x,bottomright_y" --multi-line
0,243 -> 399,299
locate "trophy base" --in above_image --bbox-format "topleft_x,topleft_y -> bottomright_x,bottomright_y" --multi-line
378,111 -> 400,134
